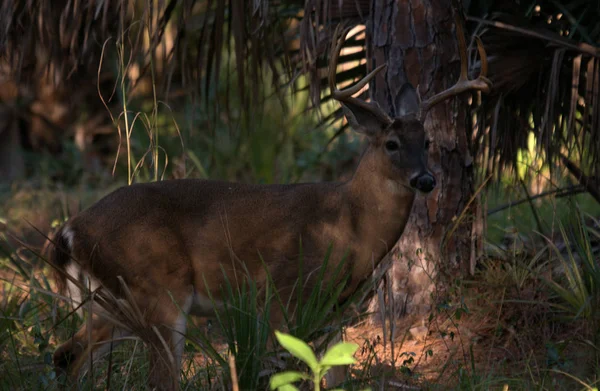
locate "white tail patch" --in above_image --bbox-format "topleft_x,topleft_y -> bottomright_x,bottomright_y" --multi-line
65,263 -> 101,316
61,225 -> 102,315
62,225 -> 75,249
65,262 -> 84,313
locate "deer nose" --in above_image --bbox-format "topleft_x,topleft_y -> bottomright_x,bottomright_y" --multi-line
410,172 -> 436,193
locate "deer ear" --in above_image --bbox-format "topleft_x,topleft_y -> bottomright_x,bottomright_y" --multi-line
341,100 -> 392,136
395,84 -> 420,117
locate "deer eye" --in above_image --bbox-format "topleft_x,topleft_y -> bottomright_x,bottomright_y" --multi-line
425,140 -> 431,149
385,140 -> 399,152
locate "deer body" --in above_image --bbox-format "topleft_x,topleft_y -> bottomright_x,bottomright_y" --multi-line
60,155 -> 417,307
52,119 -> 428,390
58,140 -> 419,308
50,22 -> 489,390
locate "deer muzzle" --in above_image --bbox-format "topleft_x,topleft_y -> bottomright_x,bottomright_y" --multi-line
410,172 -> 436,193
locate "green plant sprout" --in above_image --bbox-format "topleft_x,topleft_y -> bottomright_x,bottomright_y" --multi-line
269,330 -> 370,391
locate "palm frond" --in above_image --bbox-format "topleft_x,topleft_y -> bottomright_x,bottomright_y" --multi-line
466,1 -> 600,181
298,0 -> 370,106
0,0 -> 303,111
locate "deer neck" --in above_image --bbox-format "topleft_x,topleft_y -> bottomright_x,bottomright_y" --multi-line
345,147 -> 416,249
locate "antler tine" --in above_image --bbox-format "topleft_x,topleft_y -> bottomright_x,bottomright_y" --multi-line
419,15 -> 491,119
329,25 -> 387,101
475,36 -> 488,78
455,15 -> 470,83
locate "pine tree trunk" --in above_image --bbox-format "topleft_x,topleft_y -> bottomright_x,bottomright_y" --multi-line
0,81 -> 25,182
367,0 -> 477,319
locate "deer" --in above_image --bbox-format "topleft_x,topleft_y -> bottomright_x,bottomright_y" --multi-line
48,21 -> 490,391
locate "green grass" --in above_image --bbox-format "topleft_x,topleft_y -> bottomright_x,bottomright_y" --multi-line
486,185 -> 600,246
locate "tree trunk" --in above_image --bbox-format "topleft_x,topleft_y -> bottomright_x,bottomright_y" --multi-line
0,80 -> 25,183
0,105 -> 25,183
367,0 -> 477,320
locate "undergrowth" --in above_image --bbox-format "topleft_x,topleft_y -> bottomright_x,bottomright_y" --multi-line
2,200 -> 600,390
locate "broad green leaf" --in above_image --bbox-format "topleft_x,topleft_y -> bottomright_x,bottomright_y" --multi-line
276,385 -> 300,391
269,371 -> 308,389
274,331 -> 318,371
330,388 -> 372,391
320,342 -> 358,366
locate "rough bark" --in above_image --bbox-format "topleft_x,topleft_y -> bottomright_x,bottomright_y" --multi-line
367,0 -> 475,319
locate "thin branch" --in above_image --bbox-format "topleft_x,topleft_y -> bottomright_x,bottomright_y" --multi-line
487,185 -> 585,216
467,17 -> 600,58
519,178 -> 545,234
561,153 -> 600,204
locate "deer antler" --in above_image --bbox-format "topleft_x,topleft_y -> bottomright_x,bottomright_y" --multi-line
418,15 -> 491,120
329,25 -> 389,121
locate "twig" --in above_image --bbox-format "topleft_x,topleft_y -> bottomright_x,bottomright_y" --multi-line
487,185 -> 585,216
561,154 -> 600,204
467,17 -> 600,58
519,178 -> 545,233
229,355 -> 239,391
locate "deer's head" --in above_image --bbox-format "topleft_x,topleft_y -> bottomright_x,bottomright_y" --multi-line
329,24 -> 490,194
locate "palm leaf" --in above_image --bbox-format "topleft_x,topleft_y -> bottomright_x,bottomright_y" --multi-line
0,0 -> 303,111
466,1 -> 600,182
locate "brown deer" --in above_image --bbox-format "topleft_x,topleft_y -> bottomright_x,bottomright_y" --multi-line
48,23 -> 489,390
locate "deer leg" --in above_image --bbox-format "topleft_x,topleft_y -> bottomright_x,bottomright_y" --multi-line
320,330 -> 347,389
146,324 -> 184,391
55,286 -> 191,391
53,312 -> 131,384
141,292 -> 191,391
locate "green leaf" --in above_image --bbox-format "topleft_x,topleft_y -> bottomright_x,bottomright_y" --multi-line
274,331 -> 318,371
329,388 -> 372,391
320,342 -> 358,366
270,371 -> 308,389
276,385 -> 300,391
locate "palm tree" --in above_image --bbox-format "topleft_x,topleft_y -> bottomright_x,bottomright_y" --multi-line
1,0 -> 599,322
